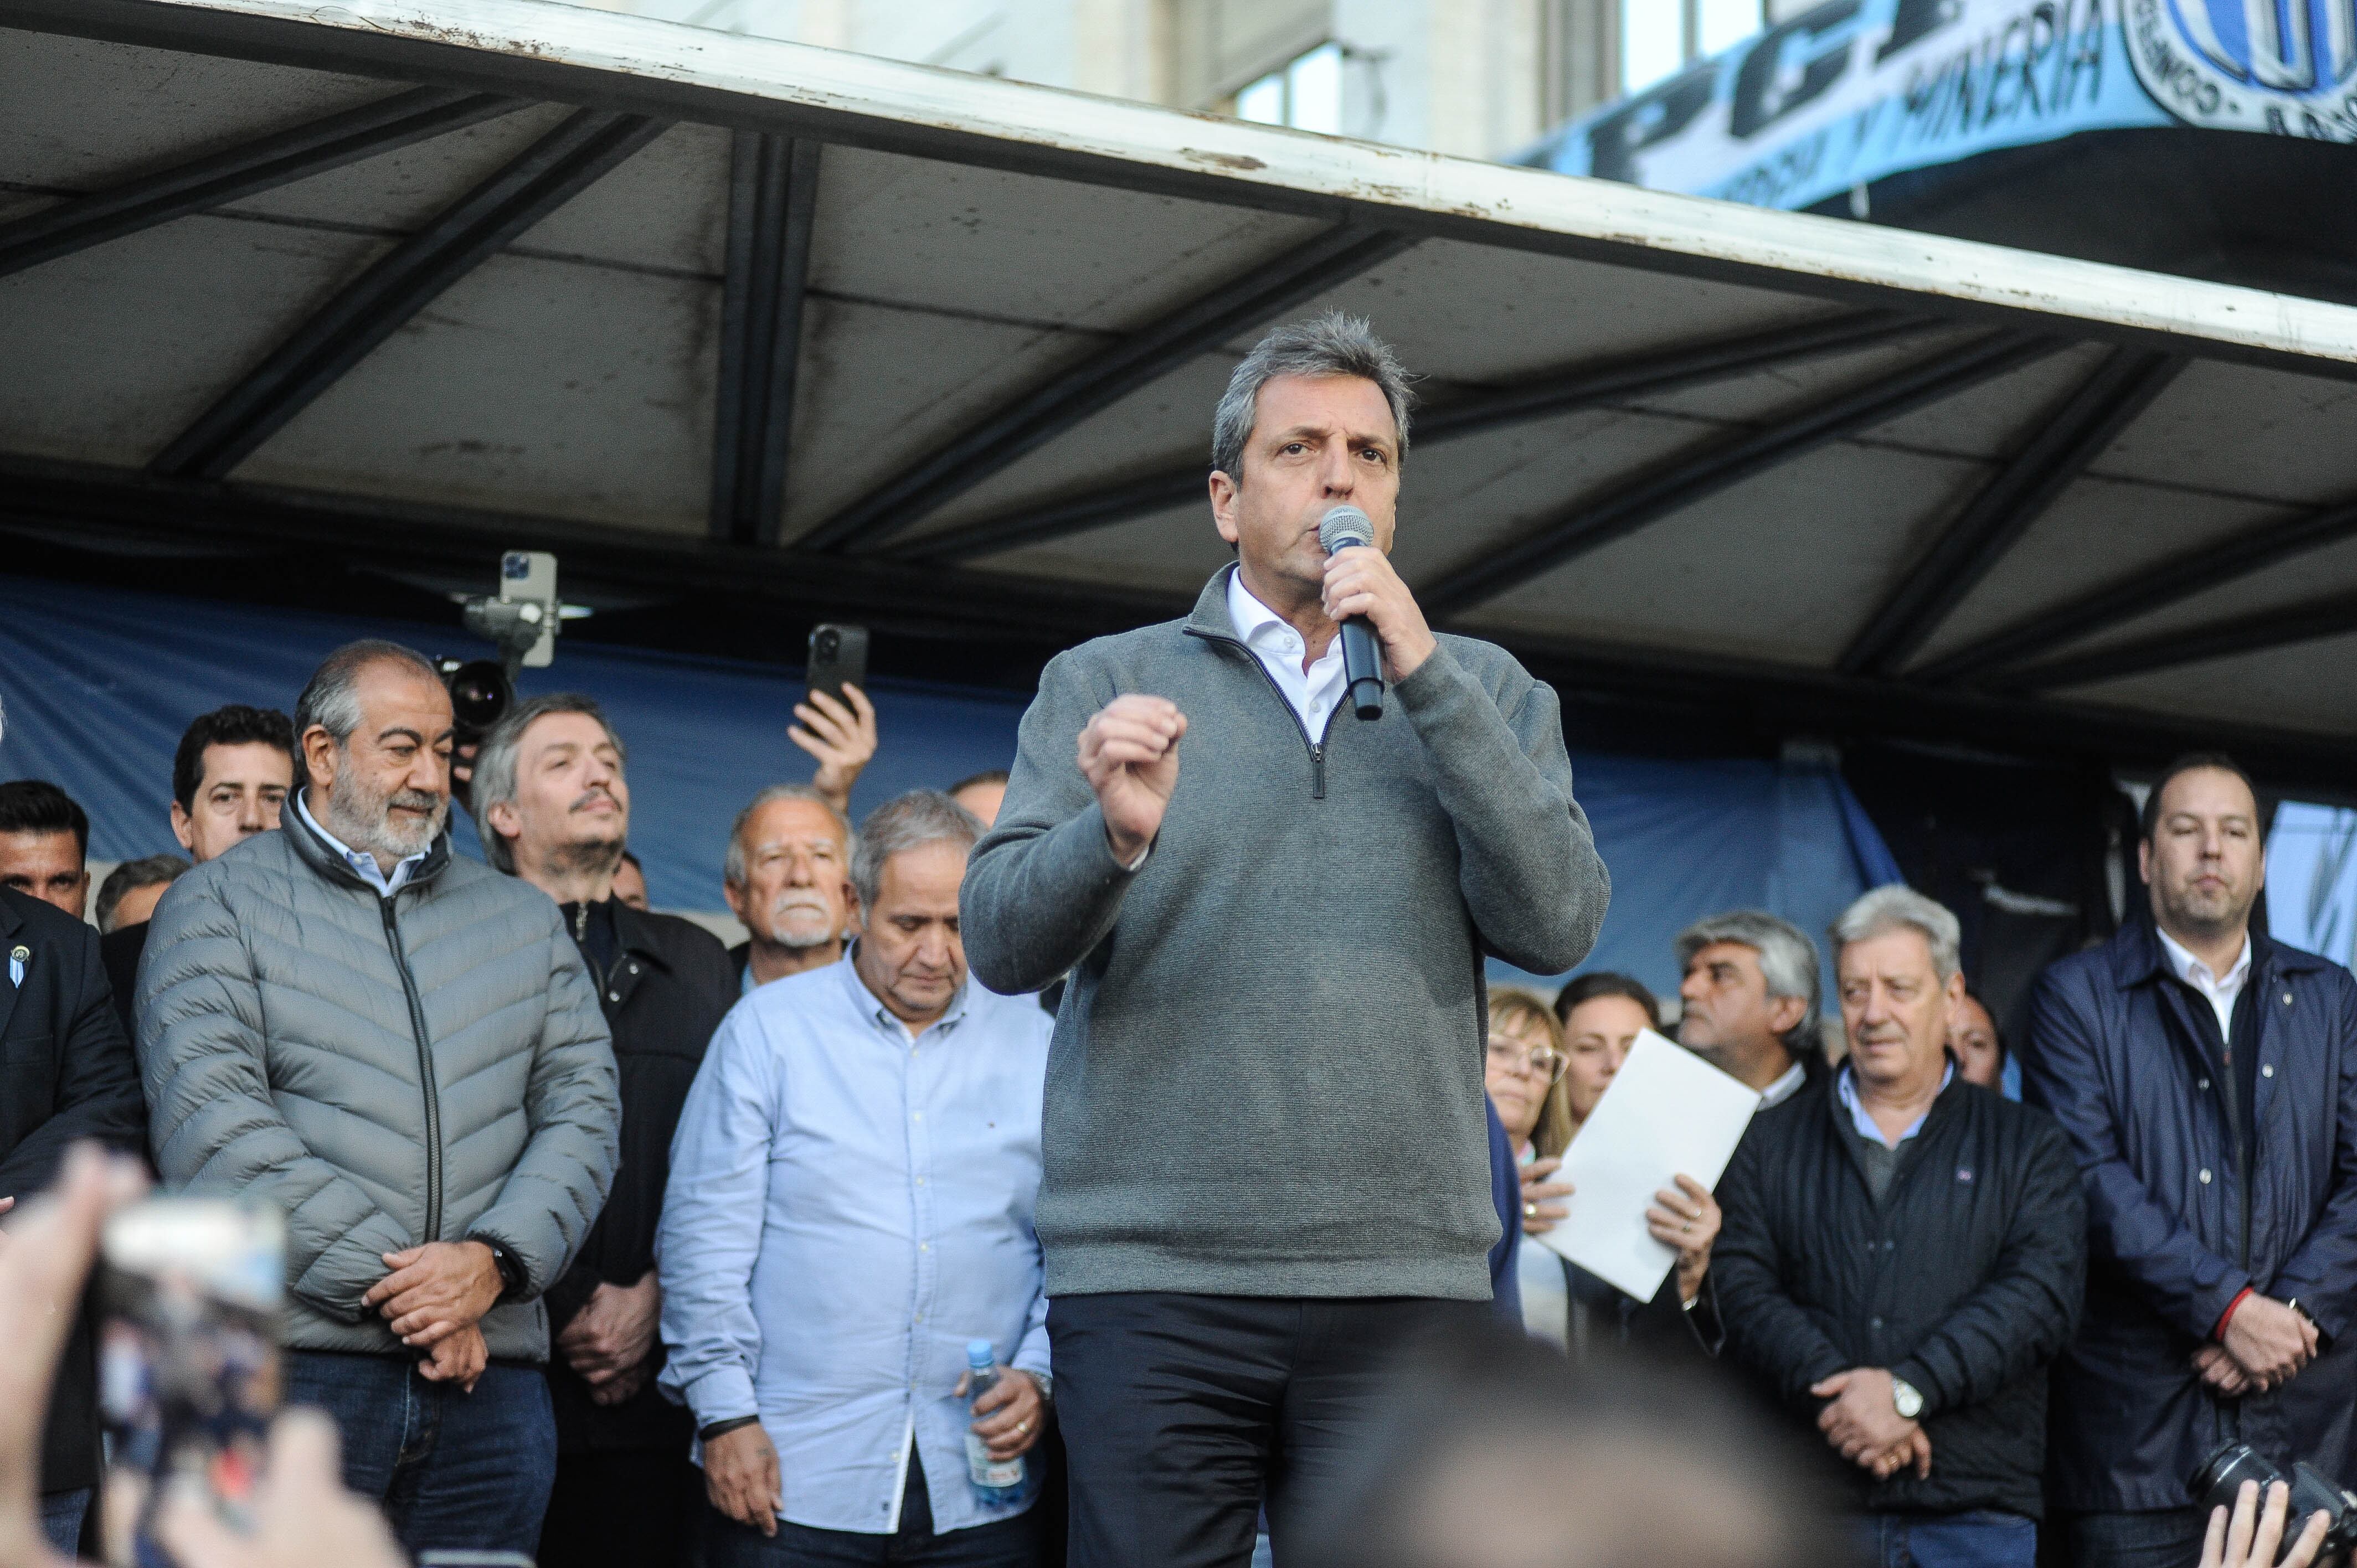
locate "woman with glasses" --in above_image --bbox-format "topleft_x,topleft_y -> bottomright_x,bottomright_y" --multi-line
1485,978 -> 1723,1358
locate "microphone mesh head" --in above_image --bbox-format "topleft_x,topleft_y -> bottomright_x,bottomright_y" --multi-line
1319,505 -> 1375,554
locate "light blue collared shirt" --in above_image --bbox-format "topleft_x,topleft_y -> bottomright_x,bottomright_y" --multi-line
658,951 -> 1053,1534
1837,1061 -> 1957,1147
294,789 -> 428,898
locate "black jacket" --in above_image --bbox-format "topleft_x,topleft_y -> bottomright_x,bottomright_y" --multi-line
544,899 -> 734,1453
0,888 -> 148,1494
100,919 -> 146,1041
2024,920 -> 2357,1512
1713,1067 -> 2085,1520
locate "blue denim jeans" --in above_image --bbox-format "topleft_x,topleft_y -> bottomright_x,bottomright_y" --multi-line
2058,1508 -> 2209,1568
284,1352 -> 555,1559
39,1489 -> 88,1557
1855,1510 -> 2037,1568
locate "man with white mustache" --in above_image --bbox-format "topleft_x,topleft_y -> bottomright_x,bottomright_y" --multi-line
137,640 -> 619,1559
723,785 -> 859,996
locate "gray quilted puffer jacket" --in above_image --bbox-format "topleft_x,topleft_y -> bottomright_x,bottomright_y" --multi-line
135,800 -> 619,1363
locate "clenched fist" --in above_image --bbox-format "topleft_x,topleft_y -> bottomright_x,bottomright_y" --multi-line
1079,695 -> 1186,865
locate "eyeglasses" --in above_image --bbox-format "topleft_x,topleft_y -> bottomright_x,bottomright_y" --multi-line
1486,1038 -> 1567,1083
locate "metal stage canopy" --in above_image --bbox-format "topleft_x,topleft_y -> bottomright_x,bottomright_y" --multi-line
6,0 -> 2357,781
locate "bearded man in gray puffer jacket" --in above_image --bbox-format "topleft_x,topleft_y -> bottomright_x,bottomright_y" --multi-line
136,639 -> 619,1560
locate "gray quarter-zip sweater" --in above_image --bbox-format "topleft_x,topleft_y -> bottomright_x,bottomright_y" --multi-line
961,565 -> 1609,1300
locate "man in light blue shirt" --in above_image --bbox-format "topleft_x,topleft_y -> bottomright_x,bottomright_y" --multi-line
660,790 -> 1053,1568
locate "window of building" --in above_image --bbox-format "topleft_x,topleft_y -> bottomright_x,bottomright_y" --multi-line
1619,0 -> 1767,94
1233,42 -> 1344,135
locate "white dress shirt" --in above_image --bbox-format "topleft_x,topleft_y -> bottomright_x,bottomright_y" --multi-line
2157,927 -> 2252,1043
659,952 -> 1053,1535
294,789 -> 428,897
1226,566 -> 1345,740
1757,1059 -> 1808,1110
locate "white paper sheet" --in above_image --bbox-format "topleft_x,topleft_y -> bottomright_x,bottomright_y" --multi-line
1531,1028 -> 1762,1302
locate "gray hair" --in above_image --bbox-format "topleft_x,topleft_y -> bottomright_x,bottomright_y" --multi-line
1675,910 -> 1821,1048
291,639 -> 441,788
850,790 -> 982,911
1211,311 -> 1415,485
96,854 -> 191,933
725,784 -> 853,886
1831,885 -> 1962,983
469,693 -> 626,875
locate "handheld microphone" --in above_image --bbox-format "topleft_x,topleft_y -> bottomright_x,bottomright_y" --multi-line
1318,504 -> 1385,721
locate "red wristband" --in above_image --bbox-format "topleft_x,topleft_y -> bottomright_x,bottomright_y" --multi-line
2215,1286 -> 2256,1340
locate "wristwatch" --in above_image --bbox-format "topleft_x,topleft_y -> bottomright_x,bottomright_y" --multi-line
471,1236 -> 526,1300
1891,1377 -> 1924,1421
1031,1370 -> 1054,1407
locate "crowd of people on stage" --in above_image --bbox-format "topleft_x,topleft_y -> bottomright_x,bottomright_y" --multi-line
1,313 -> 2353,1568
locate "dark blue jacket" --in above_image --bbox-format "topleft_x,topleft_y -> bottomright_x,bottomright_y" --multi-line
1487,1095 -> 1523,1328
2023,919 -> 2357,1512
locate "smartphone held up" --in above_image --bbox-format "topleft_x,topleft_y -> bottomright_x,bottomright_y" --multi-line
97,1198 -> 285,1567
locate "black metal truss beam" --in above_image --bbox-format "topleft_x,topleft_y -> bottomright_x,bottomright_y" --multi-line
1914,494 -> 2357,686
8,453 -> 2357,787
2007,590 -> 2357,693
0,85 -> 527,280
709,132 -> 820,547
1836,347 -> 2182,678
797,223 -> 1417,555
893,308 -> 1934,565
150,107 -> 667,481
1415,331 -> 2063,619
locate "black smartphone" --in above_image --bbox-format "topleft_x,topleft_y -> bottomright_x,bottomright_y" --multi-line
807,622 -> 869,706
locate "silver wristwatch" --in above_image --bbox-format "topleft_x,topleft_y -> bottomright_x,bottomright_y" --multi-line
1891,1377 -> 1924,1420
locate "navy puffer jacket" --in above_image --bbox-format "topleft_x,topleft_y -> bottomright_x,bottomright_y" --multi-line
2023,918 -> 2357,1512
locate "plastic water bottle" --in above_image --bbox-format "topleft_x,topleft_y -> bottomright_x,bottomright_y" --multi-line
964,1339 -> 1027,1505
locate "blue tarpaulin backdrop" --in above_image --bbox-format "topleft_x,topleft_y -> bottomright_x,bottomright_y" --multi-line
0,574 -> 1901,997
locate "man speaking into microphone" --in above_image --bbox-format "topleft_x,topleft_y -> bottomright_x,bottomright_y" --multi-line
961,312 -> 1610,1567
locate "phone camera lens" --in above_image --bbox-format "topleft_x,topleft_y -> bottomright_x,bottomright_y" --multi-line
817,633 -> 837,656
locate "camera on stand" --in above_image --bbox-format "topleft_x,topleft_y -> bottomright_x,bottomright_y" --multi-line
2194,1441 -> 2357,1564
436,550 -> 563,804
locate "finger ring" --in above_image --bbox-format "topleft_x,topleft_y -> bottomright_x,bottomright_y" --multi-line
1524,1202 -> 1537,1219
1682,1221 -> 1693,1234
1016,1420 -> 1030,1434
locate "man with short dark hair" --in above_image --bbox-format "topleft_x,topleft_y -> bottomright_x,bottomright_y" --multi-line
614,849 -> 651,911
2026,754 -> 2357,1568
1950,992 -> 2005,1092
947,770 -> 1010,828
1676,910 -> 1822,1108
1717,886 -> 2082,1568
0,780 -> 91,919
961,312 -> 1608,1567
664,790 -> 1053,1567
468,693 -> 734,1568
0,703 -> 147,1557
137,640 -> 619,1557
95,855 -> 189,934
101,704 -> 296,1033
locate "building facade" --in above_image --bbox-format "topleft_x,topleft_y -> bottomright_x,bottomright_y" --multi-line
560,0 -> 1784,160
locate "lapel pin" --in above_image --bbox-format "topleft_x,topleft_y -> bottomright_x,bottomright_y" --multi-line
8,945 -> 26,988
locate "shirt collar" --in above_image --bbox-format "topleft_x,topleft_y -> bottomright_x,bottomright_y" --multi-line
1758,1058 -> 1809,1108
2155,926 -> 2252,994
1224,569 -> 1332,665
836,943 -> 970,1042
295,788 -> 428,897
1837,1060 -> 1955,1147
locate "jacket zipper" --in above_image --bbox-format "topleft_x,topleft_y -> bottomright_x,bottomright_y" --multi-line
1189,628 -> 1344,800
379,896 -> 444,1242
572,901 -> 609,992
